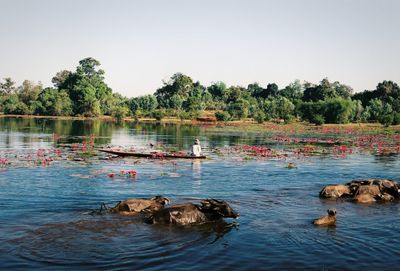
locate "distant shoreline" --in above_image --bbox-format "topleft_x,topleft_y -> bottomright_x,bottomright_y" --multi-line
1,114 -> 399,130
0,114 -> 216,124
0,114 -> 114,121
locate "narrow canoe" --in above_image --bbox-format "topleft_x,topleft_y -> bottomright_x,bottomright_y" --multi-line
98,149 -> 207,159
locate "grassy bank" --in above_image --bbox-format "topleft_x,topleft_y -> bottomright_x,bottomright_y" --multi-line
0,114 -> 115,121
2,113 -> 399,133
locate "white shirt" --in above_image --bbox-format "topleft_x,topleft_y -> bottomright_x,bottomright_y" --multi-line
191,144 -> 202,156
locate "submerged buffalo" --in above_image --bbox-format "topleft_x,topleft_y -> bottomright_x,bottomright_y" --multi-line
109,196 -> 170,215
145,199 -> 239,226
319,184 -> 350,199
319,179 -> 399,204
313,209 -> 336,226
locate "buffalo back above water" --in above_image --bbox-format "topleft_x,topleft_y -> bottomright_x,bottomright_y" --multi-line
110,196 -> 170,215
146,199 -> 239,226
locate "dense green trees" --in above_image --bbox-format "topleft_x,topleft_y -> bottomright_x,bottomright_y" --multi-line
1,58 -> 399,125
149,74 -> 399,125
0,80 -> 43,115
37,88 -> 73,116
155,73 -> 194,109
54,57 -> 113,116
0,58 -> 125,117
352,80 -> 400,125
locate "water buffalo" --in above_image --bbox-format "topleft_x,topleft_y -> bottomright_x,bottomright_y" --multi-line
319,184 -> 351,199
313,209 -> 336,226
351,184 -> 380,203
352,193 -> 376,204
145,199 -> 239,226
109,196 -> 170,215
319,179 -> 399,203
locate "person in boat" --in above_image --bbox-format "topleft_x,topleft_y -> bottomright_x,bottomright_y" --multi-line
191,139 -> 203,157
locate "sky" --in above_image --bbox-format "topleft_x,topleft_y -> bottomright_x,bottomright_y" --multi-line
1,0 -> 399,97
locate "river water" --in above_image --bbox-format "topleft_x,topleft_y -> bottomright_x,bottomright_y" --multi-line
0,117 -> 399,270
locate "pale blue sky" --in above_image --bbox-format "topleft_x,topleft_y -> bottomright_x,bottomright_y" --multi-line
1,0 -> 399,97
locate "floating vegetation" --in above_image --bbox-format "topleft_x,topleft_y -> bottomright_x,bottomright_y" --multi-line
107,169 -> 137,179
209,128 -> 399,161
0,124 -> 399,171
286,163 -> 297,169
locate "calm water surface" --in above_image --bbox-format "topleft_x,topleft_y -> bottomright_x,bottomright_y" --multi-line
0,118 -> 399,270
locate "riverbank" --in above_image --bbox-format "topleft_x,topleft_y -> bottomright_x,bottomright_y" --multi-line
1,114 -> 399,132
0,114 -> 115,121
0,113 -> 252,125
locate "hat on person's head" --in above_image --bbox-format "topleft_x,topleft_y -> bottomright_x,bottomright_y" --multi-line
194,138 -> 200,144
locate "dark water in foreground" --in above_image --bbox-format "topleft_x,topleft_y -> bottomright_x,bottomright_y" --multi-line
0,117 -> 400,270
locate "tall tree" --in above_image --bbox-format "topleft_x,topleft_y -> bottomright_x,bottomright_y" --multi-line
77,57 -> 105,79
37,87 -> 73,116
265,83 -> 279,97
333,81 -> 353,98
18,80 -> 42,104
207,81 -> 226,100
252,83 -> 279,99
137,95 -> 159,112
52,70 -> 72,89
376,80 -> 400,100
52,57 -> 112,116
280,80 -> 303,100
247,83 -> 263,97
0,77 -> 17,95
224,86 -> 247,103
155,73 -> 194,108
303,78 -> 336,101
183,82 -> 205,111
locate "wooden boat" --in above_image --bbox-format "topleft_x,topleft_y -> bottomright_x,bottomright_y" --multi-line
98,149 -> 207,159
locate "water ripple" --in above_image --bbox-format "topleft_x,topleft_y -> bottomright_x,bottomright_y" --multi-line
1,120 -> 400,270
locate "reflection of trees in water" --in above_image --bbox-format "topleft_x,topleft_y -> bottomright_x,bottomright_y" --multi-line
0,117 -> 114,146
123,122 -> 202,149
1,118 -> 273,150
124,123 -> 268,150
66,120 -> 114,145
207,134 -> 266,148
0,117 -> 38,131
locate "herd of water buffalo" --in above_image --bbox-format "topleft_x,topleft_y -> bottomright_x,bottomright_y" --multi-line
89,179 -> 399,228
93,197 -> 240,226
319,178 -> 400,204
313,178 -> 400,226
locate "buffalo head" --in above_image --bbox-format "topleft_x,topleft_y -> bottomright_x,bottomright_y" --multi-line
151,195 -> 170,206
200,199 -> 239,219
327,209 -> 336,216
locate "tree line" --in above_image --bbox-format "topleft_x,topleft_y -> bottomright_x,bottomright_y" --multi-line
1,57 -> 399,126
